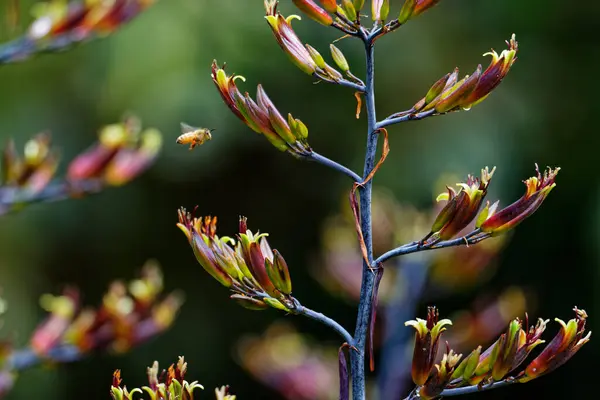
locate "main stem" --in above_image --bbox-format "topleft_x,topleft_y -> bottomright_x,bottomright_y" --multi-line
351,38 -> 378,400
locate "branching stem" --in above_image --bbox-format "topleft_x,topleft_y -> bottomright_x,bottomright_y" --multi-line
350,32 -> 379,400
375,231 -> 491,265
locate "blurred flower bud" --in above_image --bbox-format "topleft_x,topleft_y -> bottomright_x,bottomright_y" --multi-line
31,289 -> 79,354
480,165 -> 559,235
519,308 -> 591,383
68,117 -> 160,186
425,166 -> 495,242
31,263 -> 181,356
236,322 -> 338,399
1,133 -> 58,193
28,0 -> 156,41
211,62 -> 311,156
103,128 -> 162,186
330,44 -> 349,72
405,307 -> 452,386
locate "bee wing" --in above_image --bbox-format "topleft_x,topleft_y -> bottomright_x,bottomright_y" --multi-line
180,122 -> 197,134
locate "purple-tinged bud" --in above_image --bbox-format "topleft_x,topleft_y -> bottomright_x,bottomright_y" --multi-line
426,166 -> 495,241
405,307 -> 452,386
292,0 -> 334,26
435,65 -> 482,113
419,350 -> 462,400
519,308 -> 591,382
480,165 -> 559,235
265,250 -> 293,295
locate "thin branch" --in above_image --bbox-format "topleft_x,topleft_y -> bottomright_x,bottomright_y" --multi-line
295,304 -> 354,346
8,345 -> 82,371
317,73 -> 366,92
440,380 -> 516,397
0,179 -> 103,216
375,231 -> 492,265
306,152 -> 362,182
0,33 -> 97,65
376,109 -> 436,129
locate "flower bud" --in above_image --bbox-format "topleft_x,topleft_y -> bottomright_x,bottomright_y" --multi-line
371,0 -> 390,21
405,307 -> 452,386
341,0 -> 357,21
265,250 -> 293,295
434,65 -> 481,113
318,0 -> 338,13
352,0 -> 365,12
292,0 -> 334,26
480,165 -> 559,235
413,0 -> 442,18
398,0 -> 417,24
519,308 -> 591,383
306,45 -> 327,69
330,44 -> 350,72
426,166 -> 495,241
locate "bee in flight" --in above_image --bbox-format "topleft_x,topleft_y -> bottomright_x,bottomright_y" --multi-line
176,123 -> 214,150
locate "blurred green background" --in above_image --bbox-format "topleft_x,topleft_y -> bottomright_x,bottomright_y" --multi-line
0,0 -> 597,398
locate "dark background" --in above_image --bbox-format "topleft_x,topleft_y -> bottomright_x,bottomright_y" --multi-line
0,0 -> 597,398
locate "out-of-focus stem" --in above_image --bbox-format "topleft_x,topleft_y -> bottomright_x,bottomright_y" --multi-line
0,179 -> 103,216
8,345 -> 81,371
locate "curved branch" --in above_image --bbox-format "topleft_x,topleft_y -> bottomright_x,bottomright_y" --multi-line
375,231 -> 492,265
0,34 -> 97,65
0,179 -> 103,216
306,152 -> 362,182
295,304 -> 354,346
317,75 -> 366,92
8,345 -> 82,371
